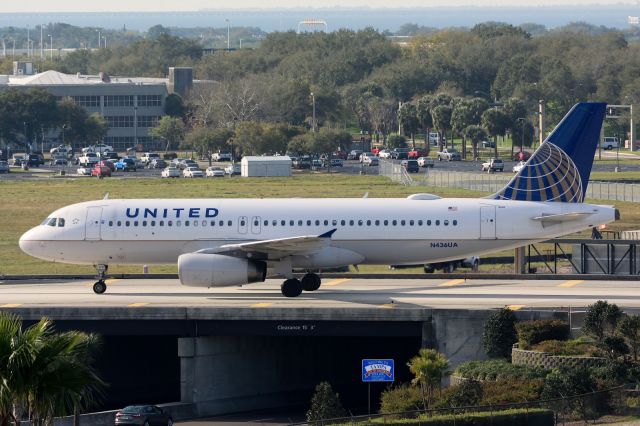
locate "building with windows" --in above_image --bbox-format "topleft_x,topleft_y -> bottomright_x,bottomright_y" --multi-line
0,63 -> 193,151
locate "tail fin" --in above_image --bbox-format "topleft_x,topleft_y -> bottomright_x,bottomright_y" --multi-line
491,102 -> 606,203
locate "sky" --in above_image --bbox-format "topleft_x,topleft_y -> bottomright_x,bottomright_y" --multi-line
1,0 -> 639,13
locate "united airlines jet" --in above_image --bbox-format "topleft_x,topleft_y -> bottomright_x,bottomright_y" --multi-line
20,103 -> 618,297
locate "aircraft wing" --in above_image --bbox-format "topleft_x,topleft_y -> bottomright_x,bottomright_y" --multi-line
196,229 -> 337,259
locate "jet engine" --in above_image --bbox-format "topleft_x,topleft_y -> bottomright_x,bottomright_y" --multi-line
178,253 -> 266,287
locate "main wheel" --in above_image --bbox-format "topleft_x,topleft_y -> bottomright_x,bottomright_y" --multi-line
281,278 -> 303,297
93,280 -> 107,294
301,273 -> 321,291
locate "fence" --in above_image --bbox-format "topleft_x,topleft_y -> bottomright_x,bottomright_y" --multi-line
378,161 -> 640,203
292,384 -> 632,426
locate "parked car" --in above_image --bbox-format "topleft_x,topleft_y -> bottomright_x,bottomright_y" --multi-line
114,405 -> 172,426
359,152 -> 375,163
224,164 -> 241,175
82,144 -> 113,154
10,154 -> 24,166
161,166 -> 181,178
91,164 -> 111,178
378,149 -> 392,159
100,151 -> 120,161
513,151 -> 531,162
211,152 -> 232,162
141,152 -> 161,164
206,166 -> 225,177
600,136 -> 620,150
98,160 -> 116,172
481,140 -> 496,148
183,167 -> 204,178
49,144 -> 73,157
417,157 -> 434,168
0,160 -> 9,173
78,153 -> 100,166
329,158 -> 344,167
481,158 -> 504,172
408,148 -> 426,159
436,149 -> 461,161
347,150 -> 363,160
513,161 -> 527,173
401,159 -> 420,173
428,132 -> 442,145
424,256 -> 480,273
391,148 -> 410,160
147,159 -> 167,169
76,166 -> 92,176
26,153 -> 45,167
362,155 -> 379,166
293,157 -> 311,169
115,158 -> 137,172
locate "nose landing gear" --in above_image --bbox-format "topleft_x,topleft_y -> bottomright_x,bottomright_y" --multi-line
92,264 -> 108,294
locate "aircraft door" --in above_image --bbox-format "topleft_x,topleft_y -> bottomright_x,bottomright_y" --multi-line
480,206 -> 496,239
251,216 -> 261,234
238,216 -> 248,234
85,207 -> 103,240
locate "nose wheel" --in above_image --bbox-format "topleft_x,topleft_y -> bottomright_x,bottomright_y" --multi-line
93,281 -> 107,294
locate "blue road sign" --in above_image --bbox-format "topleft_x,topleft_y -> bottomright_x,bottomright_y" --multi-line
362,359 -> 394,382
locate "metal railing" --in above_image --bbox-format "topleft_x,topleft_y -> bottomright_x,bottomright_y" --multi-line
378,161 -> 640,202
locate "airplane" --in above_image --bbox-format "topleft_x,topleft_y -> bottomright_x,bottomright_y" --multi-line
19,102 -> 618,297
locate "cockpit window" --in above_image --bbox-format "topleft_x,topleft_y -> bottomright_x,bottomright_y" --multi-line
41,218 -> 51,225
58,218 -> 65,227
47,218 -> 57,227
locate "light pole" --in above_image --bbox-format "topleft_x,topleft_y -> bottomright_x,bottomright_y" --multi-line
96,29 -> 101,48
225,19 -> 230,50
48,35 -> 53,61
26,25 -> 30,57
310,92 -> 316,132
10,38 -> 15,59
40,25 -> 44,59
239,38 -> 243,49
102,35 -> 107,48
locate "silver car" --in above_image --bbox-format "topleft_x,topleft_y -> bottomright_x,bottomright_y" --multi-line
0,160 -> 9,173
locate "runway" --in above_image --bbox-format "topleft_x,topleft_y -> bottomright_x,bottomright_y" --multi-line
0,276 -> 638,311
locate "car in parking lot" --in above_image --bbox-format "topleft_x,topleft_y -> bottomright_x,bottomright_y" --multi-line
115,158 -> 137,172
481,158 -> 504,172
10,154 -> 25,166
206,167 -> 225,177
513,151 -> 531,161
513,161 -> 526,173
437,148 -> 461,161
391,148 -> 410,160
408,148 -> 426,159
347,150 -> 363,160
114,405 -> 173,426
481,140 -> 496,148
362,155 -> 379,166
76,166 -> 92,176
378,149 -> 392,159
141,152 -> 161,164
0,160 -> 9,173
100,151 -> 120,161
82,144 -> 113,154
91,164 -> 111,178
161,166 -> 181,178
417,156 -> 434,168
211,152 -> 232,162
224,164 -> 241,175
147,159 -> 167,169
50,155 -> 68,166
183,167 -> 203,178
401,159 -> 420,173
50,144 -> 73,157
79,153 -> 100,166
98,160 -> 115,172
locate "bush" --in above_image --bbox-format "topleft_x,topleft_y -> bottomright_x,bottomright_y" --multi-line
480,379 -> 544,405
530,339 -> 599,357
599,335 -> 629,359
433,380 -> 483,408
583,300 -> 623,341
454,359 -> 548,381
516,320 -> 569,349
482,308 -> 517,359
306,381 -> 346,422
379,384 -> 423,415
386,134 -> 407,148
590,361 -> 630,387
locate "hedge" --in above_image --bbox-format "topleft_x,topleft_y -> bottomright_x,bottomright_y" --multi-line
454,359 -> 548,381
329,408 -> 554,426
516,320 -> 570,349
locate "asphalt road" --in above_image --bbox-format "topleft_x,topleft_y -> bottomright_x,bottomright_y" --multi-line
0,276 -> 638,311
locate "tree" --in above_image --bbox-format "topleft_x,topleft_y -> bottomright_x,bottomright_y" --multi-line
582,300 -> 624,341
482,307 -> 517,359
618,315 -> 640,362
416,95 -> 434,154
451,100 -> 474,158
84,113 -> 109,143
398,102 -> 419,146
481,109 -> 509,158
541,367 -> 597,423
463,125 -> 488,160
150,116 -> 185,151
306,382 -> 346,422
182,127 -> 233,164
164,93 -> 186,118
407,349 -> 450,410
0,312 -> 104,426
431,105 -> 452,151
386,134 -> 407,149
436,379 -> 483,408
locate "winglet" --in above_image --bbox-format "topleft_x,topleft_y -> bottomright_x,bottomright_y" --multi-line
319,229 -> 337,238
103,192 -> 109,200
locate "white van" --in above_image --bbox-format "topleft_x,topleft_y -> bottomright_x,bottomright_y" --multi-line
600,137 -> 620,150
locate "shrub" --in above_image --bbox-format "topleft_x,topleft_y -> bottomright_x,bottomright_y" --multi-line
454,359 -> 547,381
482,308 -> 517,359
387,134 -> 407,148
582,300 -> 623,341
433,380 -> 483,408
516,320 -> 569,349
530,339 -> 599,357
306,381 -> 346,422
590,361 -> 629,387
617,315 -> 640,362
480,379 -> 544,405
599,335 -> 629,359
379,384 -> 423,415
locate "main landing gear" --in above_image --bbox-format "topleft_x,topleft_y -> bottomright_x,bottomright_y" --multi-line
280,272 -> 321,297
92,264 -> 108,294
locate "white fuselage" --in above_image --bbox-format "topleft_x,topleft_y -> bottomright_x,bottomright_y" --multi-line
19,197 -> 617,268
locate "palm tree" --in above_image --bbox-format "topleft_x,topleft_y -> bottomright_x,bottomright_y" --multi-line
0,313 -> 104,426
407,349 -> 450,411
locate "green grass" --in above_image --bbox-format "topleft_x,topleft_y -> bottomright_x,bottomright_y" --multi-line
0,174 -> 637,275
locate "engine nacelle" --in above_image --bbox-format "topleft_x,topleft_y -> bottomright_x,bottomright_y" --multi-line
178,253 -> 266,287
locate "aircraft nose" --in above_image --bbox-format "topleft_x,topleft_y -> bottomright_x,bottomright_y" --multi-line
19,228 -> 40,257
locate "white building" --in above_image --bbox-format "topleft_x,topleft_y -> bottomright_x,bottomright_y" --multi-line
241,156 -> 292,177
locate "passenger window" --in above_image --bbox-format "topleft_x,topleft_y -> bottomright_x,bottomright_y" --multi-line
126,221 -> 130,227
401,220 -> 406,226
418,220 -> 423,226
341,220 -> 346,226
151,221 -> 156,226
324,220 -> 328,226
193,221 -> 198,227
392,220 -> 397,226
332,220 -> 337,226
289,220 -> 294,226
384,220 -> 388,226
273,220 -> 277,226
281,220 -> 286,226
358,220 -> 363,226
227,220 -> 232,226
168,220 -> 173,226
176,221 -> 181,227
315,220 -> 320,226
142,221 -> 147,226
410,220 -> 414,226
307,220 -> 311,226
134,221 -> 139,226
254,220 -> 259,226
117,221 -> 122,226
219,220 -> 224,226
211,221 -> 215,226
349,220 -> 354,226
58,218 -> 65,227
427,220 -> 432,226
202,220 -> 207,226
240,220 -> 246,226
444,220 -> 449,226
366,220 -> 371,226
453,220 -> 458,226
298,220 -> 303,226
159,221 -> 164,226
264,220 -> 268,226
436,220 -> 440,226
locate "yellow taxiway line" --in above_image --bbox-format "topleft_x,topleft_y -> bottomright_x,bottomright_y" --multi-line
0,304 -> 23,308
439,279 -> 466,287
506,304 -> 526,311
127,302 -> 149,307
558,280 -> 585,288
251,302 -> 274,308
324,278 -> 352,287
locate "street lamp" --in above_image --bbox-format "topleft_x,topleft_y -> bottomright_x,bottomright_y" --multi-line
225,19 -> 230,50
310,92 -> 316,132
48,34 -> 52,61
96,29 -> 101,48
102,35 -> 107,48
